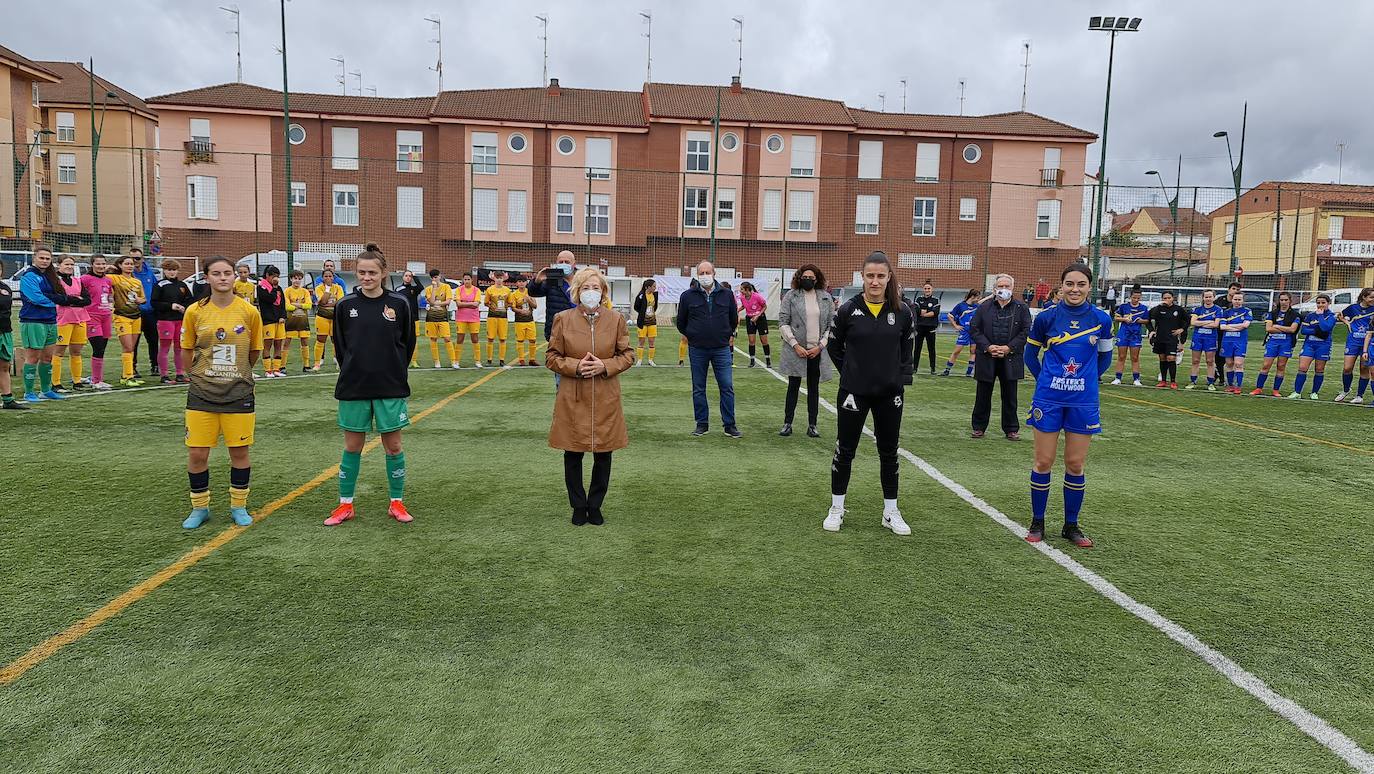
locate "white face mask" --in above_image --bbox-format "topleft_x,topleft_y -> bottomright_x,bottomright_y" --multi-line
580,289 -> 602,308
995,288 -> 1012,301
698,274 -> 714,288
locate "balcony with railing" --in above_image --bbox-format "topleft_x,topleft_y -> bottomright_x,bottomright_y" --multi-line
1039,168 -> 1064,188
183,140 -> 215,164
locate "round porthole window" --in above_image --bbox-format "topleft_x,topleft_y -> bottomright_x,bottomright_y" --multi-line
765,134 -> 784,153
557,135 -> 576,155
962,143 -> 982,163
287,123 -> 306,145
508,133 -> 528,153
721,132 -> 739,151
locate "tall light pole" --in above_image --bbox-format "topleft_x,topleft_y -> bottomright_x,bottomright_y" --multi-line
1087,15 -> 1143,285
1146,156 -> 1181,280
425,15 -> 443,91
281,0 -> 294,274
1214,101 -> 1247,275
220,5 -> 242,83
12,129 -> 54,241
88,59 -> 125,251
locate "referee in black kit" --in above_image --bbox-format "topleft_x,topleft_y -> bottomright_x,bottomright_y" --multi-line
823,251 -> 915,537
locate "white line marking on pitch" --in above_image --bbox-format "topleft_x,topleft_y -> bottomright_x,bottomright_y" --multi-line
734,348 -> 1374,773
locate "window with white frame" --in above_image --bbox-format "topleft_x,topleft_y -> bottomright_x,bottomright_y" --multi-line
959,197 -> 977,221
331,127 -> 358,170
686,131 -> 711,173
189,118 -> 211,143
332,184 -> 358,226
1329,215 -> 1344,239
787,190 -> 814,232
912,197 -> 937,236
555,192 -> 574,233
585,193 -> 610,235
396,130 -> 423,172
916,143 -> 940,182
762,189 -> 782,231
56,112 -> 75,143
855,194 -> 880,234
507,190 -> 528,232
290,181 -> 306,207
716,188 -> 736,228
57,153 -> 76,184
790,135 -> 816,177
32,83 -> 40,107
684,187 -> 708,228
858,140 -> 883,180
187,175 -> 219,220
472,188 -> 498,231
586,137 -> 611,179
472,132 -> 497,175
397,186 -> 424,229
57,195 -> 77,225
765,134 -> 784,154
1224,221 -> 1235,244
1035,199 -> 1061,239
1043,146 -> 1062,171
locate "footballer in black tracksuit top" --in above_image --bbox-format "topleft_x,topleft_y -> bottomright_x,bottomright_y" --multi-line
827,294 -> 915,500
332,289 -> 417,403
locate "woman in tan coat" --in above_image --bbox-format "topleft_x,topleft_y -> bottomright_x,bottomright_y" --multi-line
546,268 -> 635,526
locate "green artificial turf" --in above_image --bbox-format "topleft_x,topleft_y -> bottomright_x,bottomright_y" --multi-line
1,327 -> 1370,773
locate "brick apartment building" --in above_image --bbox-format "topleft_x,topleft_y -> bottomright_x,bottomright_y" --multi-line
0,45 -> 61,243
147,76 -> 1094,288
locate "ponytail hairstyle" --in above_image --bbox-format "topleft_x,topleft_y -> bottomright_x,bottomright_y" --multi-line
33,244 -> 63,290
862,251 -> 902,309
356,244 -> 388,290
198,255 -> 236,305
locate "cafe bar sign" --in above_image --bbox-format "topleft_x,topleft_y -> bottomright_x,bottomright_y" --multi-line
1316,239 -> 1374,266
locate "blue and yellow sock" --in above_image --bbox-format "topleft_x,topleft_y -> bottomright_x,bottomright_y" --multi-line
230,466 -> 251,509
188,469 -> 211,510
1064,472 -> 1086,525
385,452 -> 406,500
1030,470 -> 1051,523
339,450 -> 361,499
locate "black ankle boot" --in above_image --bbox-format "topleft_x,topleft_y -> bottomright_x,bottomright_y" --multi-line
806,424 -> 820,437
572,507 -> 588,526
778,423 -> 793,436
587,507 -> 604,526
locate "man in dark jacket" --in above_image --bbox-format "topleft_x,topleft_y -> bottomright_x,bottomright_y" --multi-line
911,281 -> 940,375
675,260 -> 741,438
969,273 -> 1032,440
527,249 -> 577,342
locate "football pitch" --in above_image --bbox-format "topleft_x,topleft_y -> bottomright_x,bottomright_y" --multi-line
3,330 -> 1373,773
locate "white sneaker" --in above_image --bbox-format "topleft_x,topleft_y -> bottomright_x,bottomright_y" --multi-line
1287,391 -> 1301,400
92,381 -> 113,390
452,362 -> 462,370
1110,378 -> 1121,386
1352,396 -> 1365,405
474,362 -> 485,369
1310,392 -> 1321,400
1334,391 -> 1348,402
1132,379 -> 1143,387
882,508 -> 911,536
647,359 -> 657,367
823,506 -> 845,532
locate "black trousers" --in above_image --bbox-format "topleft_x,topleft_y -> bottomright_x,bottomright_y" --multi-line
564,451 -> 613,510
914,328 -> 938,372
972,376 -> 1020,434
832,389 -> 903,498
139,310 -> 158,367
784,356 -> 821,425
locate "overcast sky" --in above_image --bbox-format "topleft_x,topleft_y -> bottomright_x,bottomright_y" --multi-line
10,0 -> 1370,197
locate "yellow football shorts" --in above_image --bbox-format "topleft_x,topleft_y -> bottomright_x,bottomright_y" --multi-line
486,317 -> 509,340
514,322 -> 537,341
315,317 -> 334,337
455,321 -> 481,335
58,322 -> 89,346
425,321 -> 453,339
185,410 -> 256,448
262,321 -> 286,340
114,315 -> 142,337
637,324 -> 658,339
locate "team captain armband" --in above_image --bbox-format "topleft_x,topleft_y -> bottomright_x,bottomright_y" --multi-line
1097,335 -> 1115,353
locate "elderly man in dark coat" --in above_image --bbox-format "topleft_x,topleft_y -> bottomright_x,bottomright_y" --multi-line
969,272 -> 1032,440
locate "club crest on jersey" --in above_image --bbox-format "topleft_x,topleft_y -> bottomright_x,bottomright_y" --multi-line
1089,335 -> 1098,345
887,312 -> 895,325
233,324 -> 245,334
382,306 -> 396,322
1032,407 -> 1044,421
1062,358 -> 1080,376
892,395 -> 902,407
215,327 -> 227,341
349,308 -> 359,317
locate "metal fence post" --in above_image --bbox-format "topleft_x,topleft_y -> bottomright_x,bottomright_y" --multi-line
252,152 -> 260,258
1273,183 -> 1282,284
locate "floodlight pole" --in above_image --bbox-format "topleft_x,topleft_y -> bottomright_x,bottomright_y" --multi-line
1089,29 -> 1117,287
281,0 -> 294,274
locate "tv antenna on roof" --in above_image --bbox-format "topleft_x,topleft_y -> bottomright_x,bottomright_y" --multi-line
640,11 -> 652,83
878,92 -> 886,112
350,69 -> 362,96
958,78 -> 966,115
1337,141 -> 1347,184
1021,40 -> 1031,111
536,14 -> 549,85
899,78 -> 907,112
331,55 -> 346,95
425,15 -> 443,91
732,16 -> 744,79
219,5 -> 242,83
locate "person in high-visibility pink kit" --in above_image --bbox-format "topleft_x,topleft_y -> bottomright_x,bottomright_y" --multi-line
737,281 -> 771,368
79,254 -> 116,389
454,272 -> 485,368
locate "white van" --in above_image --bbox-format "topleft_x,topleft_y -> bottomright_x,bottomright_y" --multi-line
1296,288 -> 1364,314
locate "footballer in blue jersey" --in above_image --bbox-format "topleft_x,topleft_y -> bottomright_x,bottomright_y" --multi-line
1335,288 -> 1374,403
1186,290 -> 1224,390
941,289 -> 983,376
1252,292 -> 1300,396
1110,285 -> 1149,386
1216,295 -> 1253,392
1024,263 -> 1114,548
1288,295 -> 1338,400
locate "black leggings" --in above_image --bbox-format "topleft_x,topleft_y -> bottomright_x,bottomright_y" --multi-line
832,388 -> 904,498
564,451 -> 613,511
914,328 -> 938,372
784,356 -> 821,425
89,336 -> 109,360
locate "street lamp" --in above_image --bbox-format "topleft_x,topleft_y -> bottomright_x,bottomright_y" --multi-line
12,129 -> 55,241
88,58 -> 126,251
1146,158 -> 1181,280
1214,103 -> 1247,275
1087,15 -> 1142,288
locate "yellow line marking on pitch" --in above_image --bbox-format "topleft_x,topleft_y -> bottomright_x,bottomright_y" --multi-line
1106,392 -> 1374,456
0,363 -> 519,686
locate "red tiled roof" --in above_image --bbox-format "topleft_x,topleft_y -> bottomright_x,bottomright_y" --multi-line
1113,206 -> 1210,237
646,83 -> 854,126
0,44 -> 60,82
36,60 -> 153,115
1207,181 -> 1374,216
147,82 -> 434,119
851,108 -> 1095,140
432,86 -> 646,127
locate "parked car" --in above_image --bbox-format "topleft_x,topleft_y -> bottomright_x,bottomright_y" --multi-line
1296,288 -> 1364,314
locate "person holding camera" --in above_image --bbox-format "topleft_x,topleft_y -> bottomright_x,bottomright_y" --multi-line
528,250 -> 578,385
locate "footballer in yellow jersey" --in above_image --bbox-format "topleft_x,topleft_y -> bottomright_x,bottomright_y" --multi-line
509,278 -> 538,365
283,270 -> 313,371
633,280 -> 659,365
109,256 -> 147,384
312,269 -> 345,368
423,269 -> 457,368
484,274 -> 512,366
233,263 -> 257,305
179,256 -> 264,530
